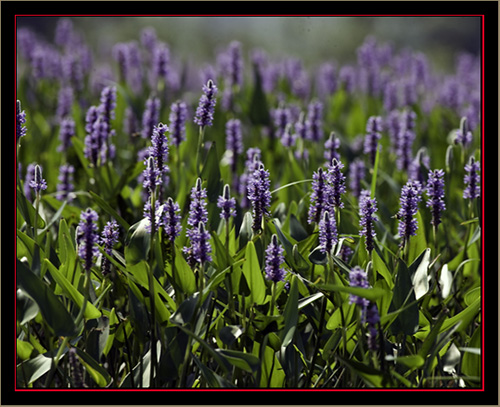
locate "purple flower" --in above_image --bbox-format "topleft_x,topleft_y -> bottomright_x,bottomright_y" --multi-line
225,119 -> 244,169
85,106 -> 99,135
56,86 -> 74,120
84,117 -> 108,166
187,222 -> 212,266
16,100 -> 27,143
316,62 -> 337,100
187,178 -> 209,234
308,167 -> 333,225
305,100 -> 324,142
218,41 -> 243,88
194,79 -> 218,128
77,208 -> 100,272
359,193 -> 378,253
280,123 -> 297,148
408,148 -> 430,184
142,156 -> 162,193
326,158 -> 346,209
348,158 -> 366,200
56,164 -> 75,201
149,123 -> 169,177
57,118 -> 75,152
339,65 -> 356,93
141,27 -> 158,53
426,169 -> 446,227
272,103 -> 291,141
143,199 -> 163,234
364,116 -> 383,166
29,164 -> 47,194
217,184 -> 236,221
169,100 -> 188,147
141,97 -> 161,139
397,180 -> 423,245
324,132 -> 340,165
100,220 -> 119,276
265,234 -> 286,283
152,42 -> 170,82
463,157 -> 480,200
54,18 -> 73,47
348,266 -> 370,307
162,197 -> 182,243
396,110 -> 417,171
247,162 -> 272,233
239,148 -> 262,209
383,81 -> 399,112
454,125 -> 473,148
24,164 -> 36,202
365,302 -> 380,351
318,210 -> 338,255
98,86 -> 117,125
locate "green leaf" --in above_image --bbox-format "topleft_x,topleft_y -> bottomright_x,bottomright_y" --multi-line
372,246 -> 394,289
172,245 -> 197,296
370,145 -> 381,198
219,325 -> 244,347
385,354 -> 424,369
319,284 -> 387,303
124,218 -> 151,266
44,259 -> 101,320
388,259 -> 419,336
464,286 -> 480,306
407,211 -> 427,264
242,241 -> 266,305
409,248 -> 431,300
280,275 -> 299,348
215,349 -> 261,373
289,214 -> 308,242
17,339 -> 35,361
16,260 -> 77,337
75,348 -> 112,387
461,327 -> 481,378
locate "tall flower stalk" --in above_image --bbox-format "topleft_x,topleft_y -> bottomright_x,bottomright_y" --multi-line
359,193 -> 378,255
247,162 -> 271,234
397,180 -> 422,253
194,79 -> 218,172
265,234 -> 286,316
425,169 -> 446,251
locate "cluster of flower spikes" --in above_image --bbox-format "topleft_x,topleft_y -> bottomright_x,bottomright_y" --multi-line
84,86 -> 117,166
183,178 -> 212,266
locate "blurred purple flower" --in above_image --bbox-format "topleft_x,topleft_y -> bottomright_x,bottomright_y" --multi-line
247,162 -> 271,233
56,164 -> 75,202
463,157 -> 480,200
265,234 -> 286,283
426,169 -> 446,227
141,96 -> 161,139
217,184 -> 236,221
169,100 -> 188,147
318,210 -> 337,255
194,79 -> 218,128
77,208 -> 100,272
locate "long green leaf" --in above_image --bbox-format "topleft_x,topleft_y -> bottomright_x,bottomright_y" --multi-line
242,240 -> 266,305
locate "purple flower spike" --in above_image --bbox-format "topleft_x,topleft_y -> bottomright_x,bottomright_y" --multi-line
272,103 -> 291,141
189,222 -> 212,266
349,158 -> 366,200
77,208 -> 100,272
397,180 -> 423,246
143,199 -> 163,234
17,100 -> 27,143
194,79 -> 218,128
142,156 -> 162,192
162,197 -> 182,243
305,100 -> 323,142
100,220 -> 119,276
308,167 -> 333,225
348,266 -> 370,307
396,110 -> 417,171
29,164 -> 47,194
56,164 -> 75,201
359,193 -> 378,253
150,123 -> 169,177
141,97 -> 161,139
265,234 -> 286,283
280,123 -> 297,148
426,169 -> 446,227
187,178 -> 209,235
217,184 -> 236,220
24,164 -> 36,202
364,116 -> 383,166
463,157 -> 480,200
225,119 -> 244,168
169,100 -> 188,147
247,162 -> 272,233
56,86 -> 74,120
324,132 -> 340,165
365,302 -> 380,351
326,158 -> 346,209
57,118 -> 75,153
98,86 -> 117,125
318,210 -> 338,255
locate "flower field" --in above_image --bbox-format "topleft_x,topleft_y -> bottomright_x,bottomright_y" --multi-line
15,17 -> 483,390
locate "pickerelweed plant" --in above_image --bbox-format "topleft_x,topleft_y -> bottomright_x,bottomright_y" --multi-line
15,22 -> 483,390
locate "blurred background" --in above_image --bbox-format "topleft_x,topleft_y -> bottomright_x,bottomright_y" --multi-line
17,16 -> 481,72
